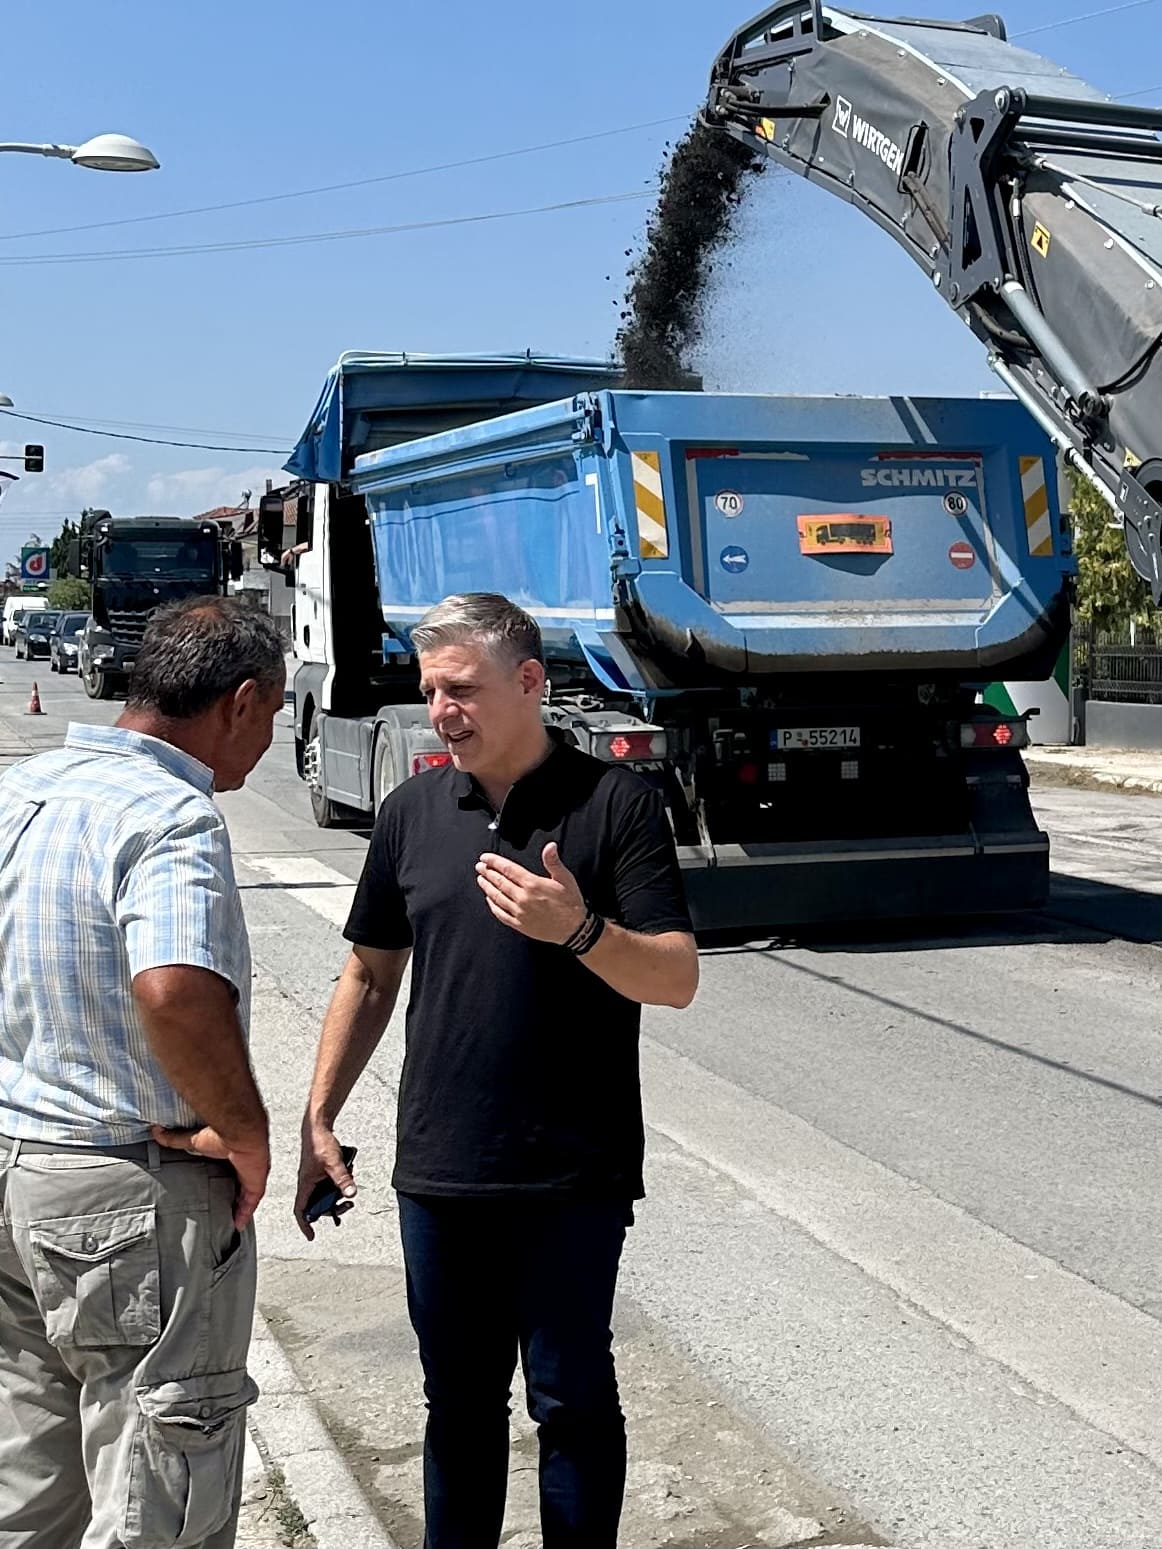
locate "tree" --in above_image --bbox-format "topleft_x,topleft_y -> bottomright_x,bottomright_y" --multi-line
1069,470 -> 1154,635
50,517 -> 79,578
47,576 -> 90,610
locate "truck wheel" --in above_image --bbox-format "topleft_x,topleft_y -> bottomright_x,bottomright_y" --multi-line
372,733 -> 396,814
304,727 -> 344,828
83,664 -> 115,701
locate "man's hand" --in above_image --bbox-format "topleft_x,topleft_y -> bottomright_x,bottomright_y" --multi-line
151,1124 -> 270,1232
294,1118 -> 358,1242
476,843 -> 587,944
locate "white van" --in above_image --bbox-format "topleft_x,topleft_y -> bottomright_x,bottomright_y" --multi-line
2,594 -> 48,646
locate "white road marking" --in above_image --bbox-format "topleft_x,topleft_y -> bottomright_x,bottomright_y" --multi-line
242,854 -> 358,929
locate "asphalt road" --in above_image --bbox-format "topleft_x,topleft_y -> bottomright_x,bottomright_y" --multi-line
1,654 -> 1159,1549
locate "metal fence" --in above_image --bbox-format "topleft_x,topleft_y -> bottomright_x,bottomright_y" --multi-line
1074,625 -> 1162,705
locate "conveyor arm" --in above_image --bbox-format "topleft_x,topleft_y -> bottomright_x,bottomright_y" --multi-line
705,2 -> 1162,598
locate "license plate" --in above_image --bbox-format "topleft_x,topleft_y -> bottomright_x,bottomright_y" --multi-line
771,725 -> 861,751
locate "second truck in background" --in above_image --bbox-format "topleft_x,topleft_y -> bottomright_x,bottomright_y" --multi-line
67,510 -> 244,699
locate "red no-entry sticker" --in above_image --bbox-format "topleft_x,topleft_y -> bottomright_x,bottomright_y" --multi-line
949,541 -> 976,570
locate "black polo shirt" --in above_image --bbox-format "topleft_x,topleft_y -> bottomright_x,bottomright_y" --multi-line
343,739 -> 691,1200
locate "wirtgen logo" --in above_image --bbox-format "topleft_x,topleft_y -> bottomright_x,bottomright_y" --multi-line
830,97 -> 905,175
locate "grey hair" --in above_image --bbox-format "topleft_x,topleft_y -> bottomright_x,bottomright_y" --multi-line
127,595 -> 286,719
411,593 -> 544,668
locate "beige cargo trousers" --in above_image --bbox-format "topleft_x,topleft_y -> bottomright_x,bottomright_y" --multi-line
0,1139 -> 257,1549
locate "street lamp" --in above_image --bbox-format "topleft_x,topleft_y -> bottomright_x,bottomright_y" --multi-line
0,133 -> 159,172
0,395 -> 13,409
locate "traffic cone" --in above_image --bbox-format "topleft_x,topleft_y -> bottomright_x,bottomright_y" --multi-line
26,681 -> 43,716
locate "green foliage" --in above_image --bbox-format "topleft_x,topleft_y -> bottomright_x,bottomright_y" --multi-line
49,517 -> 79,578
46,576 -> 90,611
1069,470 -> 1154,633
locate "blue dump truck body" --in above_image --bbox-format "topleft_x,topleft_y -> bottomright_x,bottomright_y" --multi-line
281,353 -> 1073,935
353,391 -> 1070,691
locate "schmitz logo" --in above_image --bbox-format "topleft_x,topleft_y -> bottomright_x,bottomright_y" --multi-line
861,466 -> 978,489
831,99 -> 904,175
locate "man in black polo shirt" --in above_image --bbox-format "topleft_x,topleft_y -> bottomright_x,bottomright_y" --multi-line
295,592 -> 698,1549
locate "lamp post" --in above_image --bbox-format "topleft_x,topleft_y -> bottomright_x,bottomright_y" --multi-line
0,133 -> 159,172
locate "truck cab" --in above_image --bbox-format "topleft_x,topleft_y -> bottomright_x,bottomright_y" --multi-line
260,352 -> 622,824
69,512 -> 243,699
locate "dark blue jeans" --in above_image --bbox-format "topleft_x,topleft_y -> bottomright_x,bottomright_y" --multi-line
397,1193 -> 631,1549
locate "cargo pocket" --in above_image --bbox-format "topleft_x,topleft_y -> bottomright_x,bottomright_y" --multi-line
122,1367 -> 259,1549
29,1206 -> 160,1348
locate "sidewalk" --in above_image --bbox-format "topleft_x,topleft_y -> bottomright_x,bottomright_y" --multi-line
1025,744 -> 1162,795
235,1309 -> 400,1549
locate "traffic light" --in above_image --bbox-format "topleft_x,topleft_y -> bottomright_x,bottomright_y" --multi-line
23,445 -> 44,474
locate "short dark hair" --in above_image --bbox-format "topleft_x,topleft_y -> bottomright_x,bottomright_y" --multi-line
411,593 -> 544,668
127,596 -> 285,719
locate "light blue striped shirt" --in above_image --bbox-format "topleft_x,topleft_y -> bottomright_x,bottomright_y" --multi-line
0,722 -> 250,1144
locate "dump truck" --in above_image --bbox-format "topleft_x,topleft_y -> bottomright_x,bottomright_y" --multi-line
67,510 -> 243,699
267,354 -> 1070,934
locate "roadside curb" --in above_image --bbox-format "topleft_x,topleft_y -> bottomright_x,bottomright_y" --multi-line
248,1308 -> 400,1549
1026,754 -> 1162,798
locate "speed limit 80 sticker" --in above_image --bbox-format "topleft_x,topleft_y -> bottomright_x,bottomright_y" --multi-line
714,490 -> 745,518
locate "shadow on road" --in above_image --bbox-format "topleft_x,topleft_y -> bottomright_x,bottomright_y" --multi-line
699,872 -> 1162,956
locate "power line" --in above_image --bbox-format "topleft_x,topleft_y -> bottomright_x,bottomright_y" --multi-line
1115,82 -> 1162,98
0,117 -> 689,246
0,410 -> 288,455
1013,0 -> 1159,39
0,189 -> 651,268
26,410 -> 291,441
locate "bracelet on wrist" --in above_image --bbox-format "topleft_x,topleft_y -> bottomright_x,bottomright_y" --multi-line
562,909 -> 606,957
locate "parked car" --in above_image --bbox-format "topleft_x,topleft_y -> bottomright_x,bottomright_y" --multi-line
49,612 -> 92,674
2,594 -> 48,645
14,610 -> 62,661
2,607 -> 25,647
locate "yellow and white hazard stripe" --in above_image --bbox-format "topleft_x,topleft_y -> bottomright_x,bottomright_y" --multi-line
1020,455 -> 1053,558
631,450 -> 669,560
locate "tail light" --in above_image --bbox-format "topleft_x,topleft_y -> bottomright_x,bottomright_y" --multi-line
594,730 -> 667,762
959,719 -> 1029,750
411,752 -> 453,774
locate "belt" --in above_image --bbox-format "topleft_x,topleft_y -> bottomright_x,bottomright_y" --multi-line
1,1136 -> 210,1165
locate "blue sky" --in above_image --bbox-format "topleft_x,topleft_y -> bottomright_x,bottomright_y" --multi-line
0,0 -> 1157,565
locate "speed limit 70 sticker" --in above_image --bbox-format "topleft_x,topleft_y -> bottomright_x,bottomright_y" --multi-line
714,490 -> 744,518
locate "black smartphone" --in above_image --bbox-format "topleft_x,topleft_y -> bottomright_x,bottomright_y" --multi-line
303,1145 -> 358,1225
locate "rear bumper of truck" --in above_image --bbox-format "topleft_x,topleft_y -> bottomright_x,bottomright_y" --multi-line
677,831 -> 1049,938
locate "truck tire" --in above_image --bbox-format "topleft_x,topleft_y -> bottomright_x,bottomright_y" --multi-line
83,664 -> 115,701
303,716 -> 345,829
372,732 -> 396,815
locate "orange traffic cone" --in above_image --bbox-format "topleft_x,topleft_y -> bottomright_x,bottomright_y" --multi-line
26,681 -> 43,716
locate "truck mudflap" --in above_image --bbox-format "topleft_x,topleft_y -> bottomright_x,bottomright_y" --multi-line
677,831 -> 1049,936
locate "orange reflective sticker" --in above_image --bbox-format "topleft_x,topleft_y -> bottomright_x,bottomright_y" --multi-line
797,514 -> 893,555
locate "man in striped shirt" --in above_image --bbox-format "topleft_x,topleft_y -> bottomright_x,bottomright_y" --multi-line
0,596 -> 284,1549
